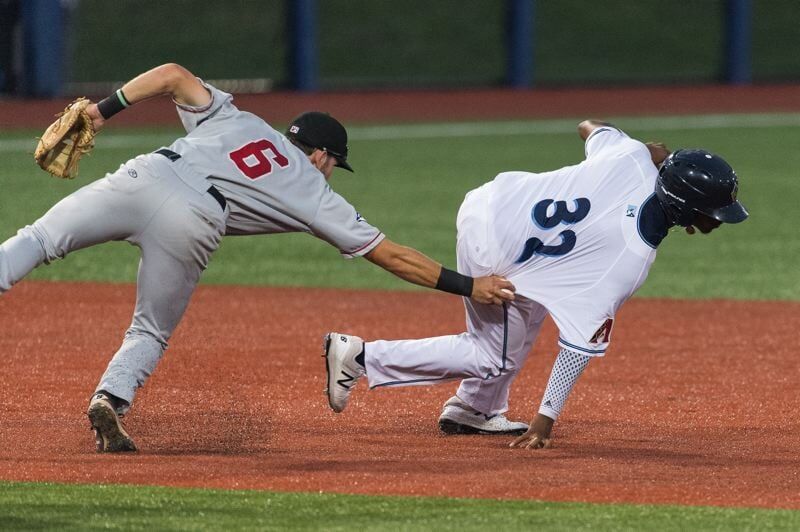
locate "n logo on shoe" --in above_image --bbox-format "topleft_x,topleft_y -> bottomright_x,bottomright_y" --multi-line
337,371 -> 356,389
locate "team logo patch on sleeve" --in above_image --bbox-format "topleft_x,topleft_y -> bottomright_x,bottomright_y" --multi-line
589,318 -> 614,344
355,212 -> 365,222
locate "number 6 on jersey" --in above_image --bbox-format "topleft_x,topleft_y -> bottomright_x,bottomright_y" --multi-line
229,139 -> 290,180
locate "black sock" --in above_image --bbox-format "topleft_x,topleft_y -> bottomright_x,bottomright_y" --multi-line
355,347 -> 365,368
96,389 -> 128,411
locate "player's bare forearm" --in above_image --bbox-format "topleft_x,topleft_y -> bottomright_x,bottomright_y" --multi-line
645,141 -> 671,167
365,239 -> 440,288
120,63 -> 209,106
364,239 -> 515,305
577,120 -> 616,141
86,64 -> 210,130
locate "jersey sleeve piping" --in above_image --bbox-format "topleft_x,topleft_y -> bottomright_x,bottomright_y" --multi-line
174,95 -> 215,113
585,126 -> 617,141
341,232 -> 386,259
557,337 -> 607,355
584,126 -> 618,157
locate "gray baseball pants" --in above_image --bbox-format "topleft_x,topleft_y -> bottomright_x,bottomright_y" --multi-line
0,153 -> 227,407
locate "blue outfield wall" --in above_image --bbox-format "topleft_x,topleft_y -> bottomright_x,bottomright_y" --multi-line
20,0 -> 65,97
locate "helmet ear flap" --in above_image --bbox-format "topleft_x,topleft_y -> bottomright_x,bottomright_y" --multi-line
655,182 -> 694,227
655,155 -> 691,227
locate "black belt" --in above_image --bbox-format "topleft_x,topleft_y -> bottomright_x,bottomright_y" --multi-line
155,148 -> 227,211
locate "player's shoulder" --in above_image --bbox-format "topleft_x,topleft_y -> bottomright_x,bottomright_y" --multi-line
584,125 -> 628,148
584,124 -> 624,142
585,126 -> 648,161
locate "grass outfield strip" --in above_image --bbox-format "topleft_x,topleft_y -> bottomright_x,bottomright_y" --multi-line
1,481 -> 797,531
2,113 -> 800,151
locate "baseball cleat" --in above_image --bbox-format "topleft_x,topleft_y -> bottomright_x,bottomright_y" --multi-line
438,395 -> 529,436
87,393 -> 137,453
323,332 -> 365,413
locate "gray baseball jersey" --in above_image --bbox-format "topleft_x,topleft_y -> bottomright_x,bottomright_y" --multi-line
0,80 -> 383,411
165,81 -> 384,257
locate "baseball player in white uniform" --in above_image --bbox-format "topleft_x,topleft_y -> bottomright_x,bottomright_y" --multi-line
0,63 -> 514,452
323,120 -> 748,449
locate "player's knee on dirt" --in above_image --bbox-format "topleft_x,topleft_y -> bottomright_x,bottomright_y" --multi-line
473,342 -> 519,377
503,341 -> 533,374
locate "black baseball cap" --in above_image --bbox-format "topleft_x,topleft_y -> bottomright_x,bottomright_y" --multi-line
286,111 -> 353,172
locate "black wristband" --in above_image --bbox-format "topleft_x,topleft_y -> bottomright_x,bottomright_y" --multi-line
97,89 -> 130,120
435,267 -> 474,297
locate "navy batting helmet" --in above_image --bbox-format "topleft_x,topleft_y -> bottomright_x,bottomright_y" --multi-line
655,149 -> 748,227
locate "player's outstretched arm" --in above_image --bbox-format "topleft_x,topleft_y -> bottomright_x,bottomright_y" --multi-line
364,238 -> 515,305
85,63 -> 210,130
119,63 -> 210,107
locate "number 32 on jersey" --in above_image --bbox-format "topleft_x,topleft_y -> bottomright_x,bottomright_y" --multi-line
515,198 -> 591,263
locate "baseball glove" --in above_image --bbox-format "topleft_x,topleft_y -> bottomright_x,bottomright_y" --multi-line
34,97 -> 97,179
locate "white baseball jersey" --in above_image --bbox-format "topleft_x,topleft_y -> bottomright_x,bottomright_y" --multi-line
361,127 -> 670,417
162,80 -> 384,257
461,127 -> 663,355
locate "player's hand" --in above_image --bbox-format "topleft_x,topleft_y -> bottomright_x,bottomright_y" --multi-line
509,413 -> 554,450
645,142 -> 670,167
471,275 -> 515,305
86,102 -> 106,132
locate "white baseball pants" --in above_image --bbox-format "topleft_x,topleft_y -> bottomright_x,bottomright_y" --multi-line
364,189 -> 547,416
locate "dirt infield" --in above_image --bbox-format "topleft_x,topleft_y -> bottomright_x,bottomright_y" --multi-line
0,281 -> 797,509
2,83 -> 800,128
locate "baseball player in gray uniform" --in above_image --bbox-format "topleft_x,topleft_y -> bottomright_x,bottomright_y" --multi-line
0,63 -> 514,452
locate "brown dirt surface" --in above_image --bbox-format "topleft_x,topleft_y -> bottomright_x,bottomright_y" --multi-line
2,84 -> 800,128
0,281 -> 798,509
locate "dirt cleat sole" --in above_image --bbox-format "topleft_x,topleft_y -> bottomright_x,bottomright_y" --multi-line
438,395 -> 528,436
323,332 -> 365,413
87,393 -> 137,453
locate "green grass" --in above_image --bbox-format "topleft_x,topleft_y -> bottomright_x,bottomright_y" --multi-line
1,481 -> 797,531
1,116 -> 798,300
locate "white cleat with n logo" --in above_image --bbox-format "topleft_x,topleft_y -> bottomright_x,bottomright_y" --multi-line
323,332 -> 365,413
438,395 -> 529,435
